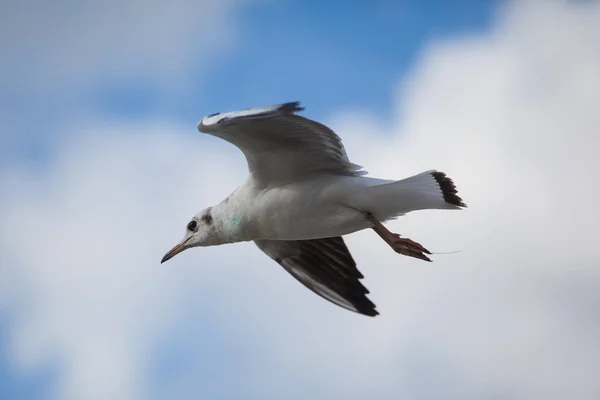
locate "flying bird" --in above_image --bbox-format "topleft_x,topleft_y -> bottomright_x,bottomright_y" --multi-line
161,102 -> 466,316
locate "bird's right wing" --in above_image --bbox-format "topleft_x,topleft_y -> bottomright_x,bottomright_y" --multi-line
254,237 -> 378,317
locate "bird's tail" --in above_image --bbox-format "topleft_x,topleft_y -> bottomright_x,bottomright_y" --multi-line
366,170 -> 466,220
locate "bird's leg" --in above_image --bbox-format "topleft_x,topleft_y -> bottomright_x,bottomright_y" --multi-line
365,212 -> 432,262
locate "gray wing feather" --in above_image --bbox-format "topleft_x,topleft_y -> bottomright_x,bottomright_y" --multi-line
198,102 -> 366,186
254,237 -> 378,317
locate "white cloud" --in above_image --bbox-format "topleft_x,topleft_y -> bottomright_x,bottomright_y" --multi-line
1,0 -> 255,93
2,0 -> 600,399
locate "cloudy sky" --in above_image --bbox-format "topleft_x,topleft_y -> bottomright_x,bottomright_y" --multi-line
1,0 -> 599,399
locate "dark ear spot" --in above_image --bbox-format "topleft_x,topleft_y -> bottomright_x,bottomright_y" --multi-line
201,208 -> 213,225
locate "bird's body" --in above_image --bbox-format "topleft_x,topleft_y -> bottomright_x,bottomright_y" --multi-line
162,102 -> 466,316
212,173 -> 457,243
211,176 -> 365,242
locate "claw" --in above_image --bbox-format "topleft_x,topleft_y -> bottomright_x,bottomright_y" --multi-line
392,234 -> 431,254
391,240 -> 432,262
390,236 -> 432,261
366,212 -> 432,262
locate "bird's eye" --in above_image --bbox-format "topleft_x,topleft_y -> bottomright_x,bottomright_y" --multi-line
187,220 -> 197,231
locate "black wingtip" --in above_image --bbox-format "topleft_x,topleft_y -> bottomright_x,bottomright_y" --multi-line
350,295 -> 379,317
431,171 -> 467,208
363,308 -> 379,317
352,296 -> 379,317
280,101 -> 304,114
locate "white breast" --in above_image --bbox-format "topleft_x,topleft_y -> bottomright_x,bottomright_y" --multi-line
246,176 -> 372,241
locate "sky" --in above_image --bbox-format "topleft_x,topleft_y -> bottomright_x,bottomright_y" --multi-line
1,0 -> 599,399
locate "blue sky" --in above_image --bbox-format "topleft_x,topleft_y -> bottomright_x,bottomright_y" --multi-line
2,1 -> 600,399
2,0 -> 497,164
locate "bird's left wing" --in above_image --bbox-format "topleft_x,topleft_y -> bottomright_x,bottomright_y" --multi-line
197,102 -> 365,187
254,237 -> 378,317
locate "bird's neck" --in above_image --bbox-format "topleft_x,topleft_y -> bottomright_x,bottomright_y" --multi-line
212,197 -> 250,244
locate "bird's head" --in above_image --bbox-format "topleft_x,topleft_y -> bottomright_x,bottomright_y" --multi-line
161,207 -> 219,263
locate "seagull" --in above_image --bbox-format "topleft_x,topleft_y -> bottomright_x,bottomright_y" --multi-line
161,102 -> 466,316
